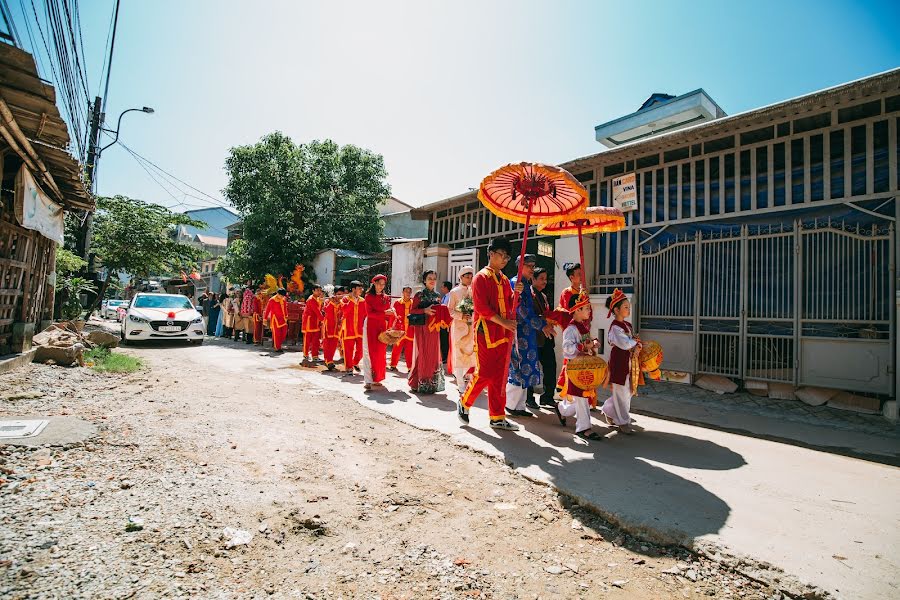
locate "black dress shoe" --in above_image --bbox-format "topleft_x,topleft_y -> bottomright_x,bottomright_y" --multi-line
525,398 -> 540,410
505,408 -> 533,418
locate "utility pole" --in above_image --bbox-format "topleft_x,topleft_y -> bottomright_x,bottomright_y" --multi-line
78,95 -> 102,267
78,0 -> 120,271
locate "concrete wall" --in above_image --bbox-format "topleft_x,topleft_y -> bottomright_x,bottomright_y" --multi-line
382,212 -> 428,241
313,250 -> 337,286
423,245 -> 450,286
390,240 -> 425,295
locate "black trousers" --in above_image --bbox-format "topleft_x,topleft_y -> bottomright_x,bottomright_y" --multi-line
440,329 -> 449,363
538,341 -> 558,402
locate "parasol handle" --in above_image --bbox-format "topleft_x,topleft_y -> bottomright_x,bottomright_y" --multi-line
578,222 -> 585,289
511,207 -> 533,316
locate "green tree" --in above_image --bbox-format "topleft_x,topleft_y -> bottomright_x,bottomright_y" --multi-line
217,238 -> 253,284
87,195 -> 208,313
55,248 -> 87,275
224,133 -> 390,276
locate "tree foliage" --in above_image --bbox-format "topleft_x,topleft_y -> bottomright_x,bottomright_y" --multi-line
85,195 -> 208,315
217,238 -> 253,284
55,248 -> 87,275
92,195 -> 207,278
224,133 -> 390,276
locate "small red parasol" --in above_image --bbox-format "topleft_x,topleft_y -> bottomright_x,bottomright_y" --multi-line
536,206 -> 626,283
477,162 -> 588,302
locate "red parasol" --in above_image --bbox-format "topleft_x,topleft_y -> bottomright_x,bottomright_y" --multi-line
536,206 -> 626,283
477,162 -> 588,297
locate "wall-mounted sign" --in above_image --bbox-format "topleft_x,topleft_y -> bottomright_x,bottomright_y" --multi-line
612,173 -> 637,213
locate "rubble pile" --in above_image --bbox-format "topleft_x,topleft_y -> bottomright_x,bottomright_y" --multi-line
31,322 -> 118,367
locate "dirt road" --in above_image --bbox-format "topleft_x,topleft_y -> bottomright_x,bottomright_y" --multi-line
0,343 -> 778,599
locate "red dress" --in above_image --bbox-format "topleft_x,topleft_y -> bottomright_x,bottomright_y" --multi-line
558,286 -> 591,334
459,266 -> 514,419
390,298 -> 414,368
264,295 -> 288,350
363,293 -> 391,383
407,291 -> 444,393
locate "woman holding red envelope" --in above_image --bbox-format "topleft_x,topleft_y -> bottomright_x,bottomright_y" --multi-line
407,270 -> 447,394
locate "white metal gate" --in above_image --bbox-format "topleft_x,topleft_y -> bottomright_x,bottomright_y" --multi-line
448,248 -> 478,283
638,218 -> 894,395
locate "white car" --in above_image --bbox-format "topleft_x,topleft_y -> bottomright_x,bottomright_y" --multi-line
120,293 -> 205,345
101,299 -> 129,320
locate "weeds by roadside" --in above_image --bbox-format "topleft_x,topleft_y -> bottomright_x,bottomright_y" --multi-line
84,347 -> 143,373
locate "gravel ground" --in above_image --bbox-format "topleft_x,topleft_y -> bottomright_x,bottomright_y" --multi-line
0,351 -> 783,600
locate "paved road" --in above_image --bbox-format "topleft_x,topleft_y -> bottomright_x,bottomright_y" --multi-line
128,338 -> 900,600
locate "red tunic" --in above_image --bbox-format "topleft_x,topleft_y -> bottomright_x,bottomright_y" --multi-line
324,300 -> 342,339
470,266 -> 514,349
341,296 -> 367,339
264,295 -> 288,350
302,296 -> 323,333
392,299 -> 414,340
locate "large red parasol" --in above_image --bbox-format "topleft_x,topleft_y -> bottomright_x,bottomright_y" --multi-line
478,162 -> 588,292
536,206 -> 625,283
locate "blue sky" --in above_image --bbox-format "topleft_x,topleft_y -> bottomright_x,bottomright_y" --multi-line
10,0 -> 900,211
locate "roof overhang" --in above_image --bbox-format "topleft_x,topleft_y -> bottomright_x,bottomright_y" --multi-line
0,43 -> 91,211
594,89 -> 725,148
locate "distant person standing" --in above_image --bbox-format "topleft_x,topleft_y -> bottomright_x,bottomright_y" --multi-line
532,267 -> 558,407
206,292 -> 221,336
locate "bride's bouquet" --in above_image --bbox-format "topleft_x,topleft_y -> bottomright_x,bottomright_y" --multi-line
456,296 -> 474,317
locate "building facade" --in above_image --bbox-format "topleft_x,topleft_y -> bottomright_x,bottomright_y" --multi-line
413,68 -> 900,399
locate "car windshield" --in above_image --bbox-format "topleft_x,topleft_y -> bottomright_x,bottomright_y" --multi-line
109,300 -> 127,305
132,295 -> 193,310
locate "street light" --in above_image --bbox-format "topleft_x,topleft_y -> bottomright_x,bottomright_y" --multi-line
98,106 -> 154,155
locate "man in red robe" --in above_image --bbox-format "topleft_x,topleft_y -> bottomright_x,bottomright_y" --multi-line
253,286 -> 268,345
558,262 -> 591,334
302,285 -> 324,364
389,286 -> 414,371
341,280 -> 367,374
264,288 -> 289,352
323,287 -> 345,370
458,238 -> 522,431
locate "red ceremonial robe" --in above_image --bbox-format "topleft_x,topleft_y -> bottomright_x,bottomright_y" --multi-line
302,296 -> 323,357
460,266 -> 514,421
264,295 -> 288,350
341,296 -> 367,371
323,299 -> 343,364
390,298 -> 414,368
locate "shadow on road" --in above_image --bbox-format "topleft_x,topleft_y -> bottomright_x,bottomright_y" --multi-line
466,423 -> 746,545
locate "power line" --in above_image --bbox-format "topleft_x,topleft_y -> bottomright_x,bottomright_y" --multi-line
94,0 -> 115,99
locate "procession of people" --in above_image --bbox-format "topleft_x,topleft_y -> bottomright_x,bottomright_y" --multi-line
204,235 -> 644,441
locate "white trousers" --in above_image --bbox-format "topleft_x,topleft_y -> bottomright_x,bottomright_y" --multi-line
453,366 -> 470,393
558,396 -> 592,433
361,317 -> 374,385
602,379 -> 632,425
505,384 -> 527,411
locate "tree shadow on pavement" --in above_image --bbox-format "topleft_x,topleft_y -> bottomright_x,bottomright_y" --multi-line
464,421 -> 745,545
